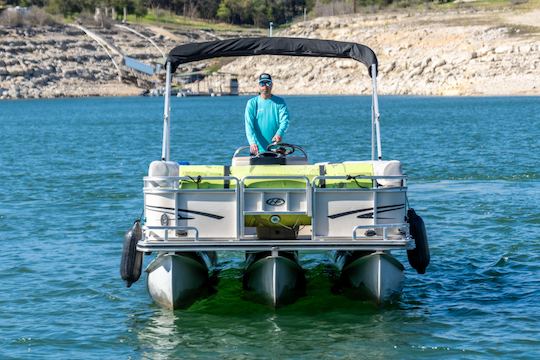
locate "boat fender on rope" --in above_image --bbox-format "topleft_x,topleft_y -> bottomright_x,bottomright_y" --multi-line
406,208 -> 430,274
120,219 -> 143,287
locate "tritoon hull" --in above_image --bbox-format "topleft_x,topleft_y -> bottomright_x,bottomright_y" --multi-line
146,252 -> 216,309
243,252 -> 305,307
335,251 -> 405,304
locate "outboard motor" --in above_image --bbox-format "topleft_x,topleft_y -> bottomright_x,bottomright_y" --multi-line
120,220 -> 143,287
406,208 -> 430,274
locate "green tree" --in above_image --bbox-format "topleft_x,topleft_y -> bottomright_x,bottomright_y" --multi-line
216,0 -> 231,22
45,0 -> 82,16
132,0 -> 147,17
251,0 -> 267,27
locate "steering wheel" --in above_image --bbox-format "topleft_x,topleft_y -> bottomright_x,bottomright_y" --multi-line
266,143 -> 297,156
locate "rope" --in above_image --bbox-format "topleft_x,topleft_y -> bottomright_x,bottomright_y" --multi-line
345,174 -> 370,189
185,175 -> 202,189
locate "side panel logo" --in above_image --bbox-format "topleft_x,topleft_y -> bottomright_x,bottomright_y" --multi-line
266,198 -> 285,206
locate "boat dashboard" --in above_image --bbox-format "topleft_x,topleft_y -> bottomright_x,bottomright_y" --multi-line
232,143 -> 308,166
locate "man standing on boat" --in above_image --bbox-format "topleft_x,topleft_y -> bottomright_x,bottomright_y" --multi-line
245,73 -> 289,155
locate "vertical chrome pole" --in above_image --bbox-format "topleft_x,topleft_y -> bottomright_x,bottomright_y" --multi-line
371,64 -> 382,160
161,61 -> 172,161
371,99 -> 375,160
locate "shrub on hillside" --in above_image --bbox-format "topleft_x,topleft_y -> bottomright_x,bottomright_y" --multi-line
0,8 -> 24,26
26,7 -> 59,26
0,6 -> 59,27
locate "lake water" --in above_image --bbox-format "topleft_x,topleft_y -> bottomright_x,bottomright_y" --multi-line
0,96 -> 539,359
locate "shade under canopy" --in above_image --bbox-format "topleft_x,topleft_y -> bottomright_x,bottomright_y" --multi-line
167,37 -> 378,77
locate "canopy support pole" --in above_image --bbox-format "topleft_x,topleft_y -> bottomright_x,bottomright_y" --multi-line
161,61 -> 172,161
370,64 -> 382,160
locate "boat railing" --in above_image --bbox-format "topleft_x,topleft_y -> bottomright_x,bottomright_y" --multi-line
311,175 -> 407,189
143,175 -> 241,191
138,173 -> 413,252
311,175 -> 408,241
144,175 -> 241,241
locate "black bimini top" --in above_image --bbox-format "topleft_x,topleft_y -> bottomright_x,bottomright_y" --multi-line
167,37 -> 378,77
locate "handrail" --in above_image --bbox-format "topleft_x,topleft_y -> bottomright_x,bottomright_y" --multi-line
144,176 -> 241,181
232,146 -> 251,158
312,175 -> 407,188
241,175 -> 311,185
144,175 -> 240,190
232,145 -> 309,159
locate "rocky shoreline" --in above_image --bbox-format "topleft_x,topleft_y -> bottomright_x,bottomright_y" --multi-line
0,23 -> 232,99
1,26 -> 127,99
218,8 -> 540,96
1,7 -> 539,99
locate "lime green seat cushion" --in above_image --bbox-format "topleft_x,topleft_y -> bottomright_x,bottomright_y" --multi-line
179,165 -> 229,189
232,165 -> 320,188
324,162 -> 373,188
178,163 -> 373,189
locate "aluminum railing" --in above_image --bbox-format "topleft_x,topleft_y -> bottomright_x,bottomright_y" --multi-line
138,174 -> 412,252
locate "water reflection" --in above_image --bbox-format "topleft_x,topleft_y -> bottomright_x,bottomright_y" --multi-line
127,273 -> 430,359
135,308 -> 181,359
266,315 -> 282,333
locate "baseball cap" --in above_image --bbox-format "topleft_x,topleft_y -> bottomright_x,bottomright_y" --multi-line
258,73 -> 272,83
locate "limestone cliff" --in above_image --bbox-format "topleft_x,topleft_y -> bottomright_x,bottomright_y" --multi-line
218,8 -> 540,96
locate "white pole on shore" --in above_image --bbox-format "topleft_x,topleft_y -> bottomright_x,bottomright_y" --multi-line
162,62 -> 172,161
269,22 -> 273,37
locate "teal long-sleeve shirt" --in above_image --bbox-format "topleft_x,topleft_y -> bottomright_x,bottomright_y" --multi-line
244,95 -> 289,152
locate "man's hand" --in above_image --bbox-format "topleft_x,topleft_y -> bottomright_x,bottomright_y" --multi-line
272,135 -> 282,143
250,143 -> 259,155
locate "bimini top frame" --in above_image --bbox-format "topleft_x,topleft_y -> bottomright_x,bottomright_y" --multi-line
160,37 -> 382,161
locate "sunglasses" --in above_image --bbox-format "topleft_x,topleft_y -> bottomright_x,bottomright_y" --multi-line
259,81 -> 272,87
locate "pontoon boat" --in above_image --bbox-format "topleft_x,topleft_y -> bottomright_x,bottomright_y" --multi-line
121,37 -> 429,309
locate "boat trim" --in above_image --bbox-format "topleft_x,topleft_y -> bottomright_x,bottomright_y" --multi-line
137,239 -> 410,252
